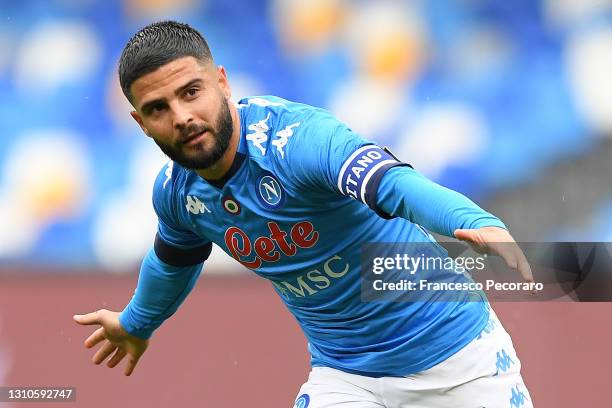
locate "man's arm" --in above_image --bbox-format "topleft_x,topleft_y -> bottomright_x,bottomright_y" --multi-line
277,107 -> 532,282
74,161 -> 212,375
73,243 -> 210,375
376,166 -> 533,283
376,166 -> 505,235
118,244 -> 208,339
119,161 -> 212,339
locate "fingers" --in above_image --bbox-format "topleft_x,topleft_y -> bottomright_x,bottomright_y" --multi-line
84,327 -> 106,349
496,243 -> 535,283
125,355 -> 141,376
74,309 -> 145,376
516,250 -> 534,283
454,229 -> 487,254
496,245 -> 519,270
454,229 -> 476,243
73,309 -> 108,326
455,227 -> 537,291
107,348 -> 127,368
92,341 -> 117,365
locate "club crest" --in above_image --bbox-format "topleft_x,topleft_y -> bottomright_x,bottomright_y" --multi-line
256,172 -> 285,209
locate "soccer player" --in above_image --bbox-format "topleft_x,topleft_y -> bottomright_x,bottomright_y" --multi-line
74,21 -> 534,407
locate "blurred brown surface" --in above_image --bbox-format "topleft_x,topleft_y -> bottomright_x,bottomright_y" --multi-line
0,273 -> 610,407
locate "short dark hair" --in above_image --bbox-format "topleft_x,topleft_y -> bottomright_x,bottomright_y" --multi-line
118,21 -> 213,102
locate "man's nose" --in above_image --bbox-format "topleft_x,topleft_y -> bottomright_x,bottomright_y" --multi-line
172,102 -> 194,130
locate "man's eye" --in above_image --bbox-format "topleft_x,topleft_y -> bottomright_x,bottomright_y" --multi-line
186,87 -> 199,97
151,104 -> 166,113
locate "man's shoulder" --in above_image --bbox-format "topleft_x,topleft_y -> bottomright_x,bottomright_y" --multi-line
238,95 -> 345,163
151,160 -> 189,207
237,95 -> 338,132
237,95 -> 312,114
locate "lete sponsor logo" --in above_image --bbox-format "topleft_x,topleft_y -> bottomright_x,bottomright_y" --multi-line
224,221 -> 319,269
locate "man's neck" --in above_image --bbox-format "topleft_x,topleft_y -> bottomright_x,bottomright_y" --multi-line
195,104 -> 241,181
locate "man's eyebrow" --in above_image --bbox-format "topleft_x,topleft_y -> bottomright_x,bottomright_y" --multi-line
139,79 -> 203,113
140,98 -> 165,114
175,78 -> 202,96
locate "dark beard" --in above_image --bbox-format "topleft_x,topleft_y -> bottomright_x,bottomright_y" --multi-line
154,96 -> 233,170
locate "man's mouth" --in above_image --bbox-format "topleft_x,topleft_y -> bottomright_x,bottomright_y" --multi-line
183,130 -> 207,146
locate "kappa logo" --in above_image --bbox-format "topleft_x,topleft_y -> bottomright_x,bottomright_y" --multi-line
509,384 -> 528,407
163,161 -> 174,189
477,314 -> 499,340
272,122 -> 300,158
494,349 -> 514,376
257,172 -> 285,209
186,195 -> 211,214
294,394 -> 310,408
246,112 -> 271,155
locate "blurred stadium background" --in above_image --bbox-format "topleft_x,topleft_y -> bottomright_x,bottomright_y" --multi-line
0,0 -> 611,407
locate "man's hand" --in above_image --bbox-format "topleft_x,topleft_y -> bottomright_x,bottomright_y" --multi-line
454,226 -> 534,283
73,309 -> 149,376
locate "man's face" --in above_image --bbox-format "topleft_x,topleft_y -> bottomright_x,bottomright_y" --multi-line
130,56 -> 234,170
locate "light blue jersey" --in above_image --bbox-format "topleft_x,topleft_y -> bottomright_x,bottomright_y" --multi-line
119,96 -> 505,377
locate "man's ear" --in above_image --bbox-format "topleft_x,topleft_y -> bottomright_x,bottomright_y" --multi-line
130,111 -> 151,137
217,65 -> 231,100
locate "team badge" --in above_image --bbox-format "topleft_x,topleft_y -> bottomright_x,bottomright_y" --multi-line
294,394 -> 310,408
222,195 -> 241,215
256,172 -> 285,209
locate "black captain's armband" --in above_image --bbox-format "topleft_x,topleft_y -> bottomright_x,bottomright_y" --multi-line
337,145 -> 412,219
154,233 -> 213,266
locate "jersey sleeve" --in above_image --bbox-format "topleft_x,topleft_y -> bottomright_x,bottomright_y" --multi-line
118,162 -> 213,339
152,161 -> 212,265
376,166 -> 507,236
281,108 -> 409,218
278,107 -> 505,231
118,249 -> 205,339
